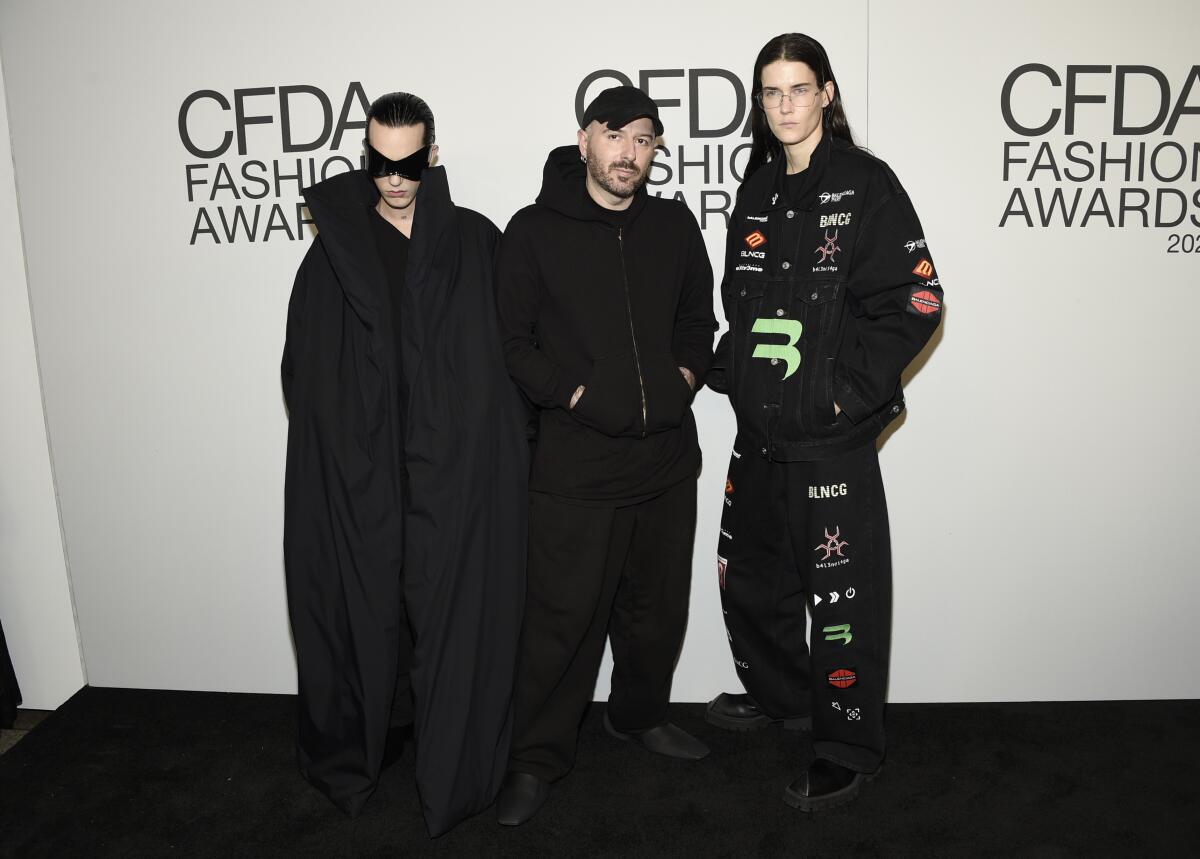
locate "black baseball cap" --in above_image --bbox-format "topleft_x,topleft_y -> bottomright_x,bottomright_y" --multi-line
580,85 -> 664,136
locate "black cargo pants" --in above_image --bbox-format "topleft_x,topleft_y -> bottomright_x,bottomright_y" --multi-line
717,439 -> 891,772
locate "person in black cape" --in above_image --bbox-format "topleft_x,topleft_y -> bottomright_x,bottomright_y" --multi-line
281,92 -> 528,836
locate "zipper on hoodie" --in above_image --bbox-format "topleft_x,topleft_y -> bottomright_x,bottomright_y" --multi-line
617,227 -> 648,437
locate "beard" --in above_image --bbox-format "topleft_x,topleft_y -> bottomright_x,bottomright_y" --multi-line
585,149 -> 648,199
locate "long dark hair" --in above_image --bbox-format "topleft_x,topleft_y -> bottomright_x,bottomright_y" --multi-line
744,33 -> 857,180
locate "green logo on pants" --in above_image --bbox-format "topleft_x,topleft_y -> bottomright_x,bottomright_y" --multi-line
822,624 -> 853,645
751,318 -> 803,380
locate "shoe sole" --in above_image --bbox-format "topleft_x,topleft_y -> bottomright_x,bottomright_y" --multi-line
782,766 -> 881,813
704,706 -> 812,733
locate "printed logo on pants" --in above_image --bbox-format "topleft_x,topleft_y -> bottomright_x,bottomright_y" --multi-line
814,526 -> 849,560
822,623 -> 853,645
827,667 -> 857,689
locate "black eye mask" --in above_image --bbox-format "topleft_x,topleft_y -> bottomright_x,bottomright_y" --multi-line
364,141 -> 431,180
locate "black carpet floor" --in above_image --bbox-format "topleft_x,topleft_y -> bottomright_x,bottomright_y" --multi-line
1,687 -> 1196,857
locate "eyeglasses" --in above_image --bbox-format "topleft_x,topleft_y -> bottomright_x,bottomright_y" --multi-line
755,87 -> 822,110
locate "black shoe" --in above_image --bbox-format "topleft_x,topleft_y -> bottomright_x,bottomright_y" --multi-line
705,693 -> 812,732
603,709 -> 710,760
783,759 -> 879,812
496,771 -> 550,826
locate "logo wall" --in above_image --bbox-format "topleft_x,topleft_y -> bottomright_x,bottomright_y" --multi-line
178,84 -> 373,244
998,64 -> 1200,250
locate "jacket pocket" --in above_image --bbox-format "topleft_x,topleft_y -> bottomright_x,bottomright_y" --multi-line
793,282 -> 841,435
571,352 -> 642,437
642,350 -> 692,434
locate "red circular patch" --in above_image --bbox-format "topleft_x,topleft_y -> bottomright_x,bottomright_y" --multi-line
910,290 -> 941,314
827,668 -> 857,688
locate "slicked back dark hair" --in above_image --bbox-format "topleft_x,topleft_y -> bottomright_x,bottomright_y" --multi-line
366,92 -> 435,145
744,33 -> 857,181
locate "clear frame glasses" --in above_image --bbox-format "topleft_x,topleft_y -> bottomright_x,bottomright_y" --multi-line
755,87 -> 822,110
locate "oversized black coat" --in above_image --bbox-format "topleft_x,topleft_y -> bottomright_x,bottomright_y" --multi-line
281,166 -> 527,835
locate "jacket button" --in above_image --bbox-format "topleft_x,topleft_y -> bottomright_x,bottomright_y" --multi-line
811,292 -> 818,300
770,358 -> 779,366
761,448 -> 767,455
786,210 -> 795,219
739,287 -> 746,297
775,308 -> 785,317
782,261 -> 791,270
892,405 -> 901,414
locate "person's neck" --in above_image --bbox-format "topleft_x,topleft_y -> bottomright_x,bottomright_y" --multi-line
782,125 -> 823,175
376,198 -> 416,237
585,175 -> 633,211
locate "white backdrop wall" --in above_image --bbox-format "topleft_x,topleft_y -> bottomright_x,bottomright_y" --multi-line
0,54 -> 86,709
0,0 -> 1196,704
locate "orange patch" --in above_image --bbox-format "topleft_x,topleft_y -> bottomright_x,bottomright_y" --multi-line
912,259 -> 934,278
744,230 -> 766,249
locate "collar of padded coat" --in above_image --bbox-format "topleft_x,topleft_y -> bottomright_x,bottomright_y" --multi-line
535,145 -> 649,226
300,166 -> 456,334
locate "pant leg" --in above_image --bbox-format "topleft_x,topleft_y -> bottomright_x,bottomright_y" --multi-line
788,443 -> 891,772
509,492 -> 630,782
717,441 -> 811,719
390,597 -> 414,729
607,477 -> 697,732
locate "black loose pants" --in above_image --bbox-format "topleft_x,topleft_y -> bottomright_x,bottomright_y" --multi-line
510,478 -> 697,782
717,440 -> 891,773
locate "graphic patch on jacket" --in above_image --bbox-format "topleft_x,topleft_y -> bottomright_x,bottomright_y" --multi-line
737,228 -> 767,273
908,284 -> 942,316
750,318 -> 803,379
812,229 -> 841,272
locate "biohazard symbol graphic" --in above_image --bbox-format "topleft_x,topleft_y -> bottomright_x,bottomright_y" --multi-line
814,229 -> 841,264
814,526 -> 849,560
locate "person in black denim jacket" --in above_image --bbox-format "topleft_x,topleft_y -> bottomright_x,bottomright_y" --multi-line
705,33 -> 943,813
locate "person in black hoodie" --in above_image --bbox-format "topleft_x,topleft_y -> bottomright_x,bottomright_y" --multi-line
282,92 -> 528,836
494,86 -> 717,826
704,34 -> 943,812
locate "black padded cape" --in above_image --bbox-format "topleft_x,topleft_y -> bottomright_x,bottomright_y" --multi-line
281,167 -> 527,835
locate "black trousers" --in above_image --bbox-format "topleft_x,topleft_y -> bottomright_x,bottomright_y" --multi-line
717,440 -> 891,773
509,478 -> 697,782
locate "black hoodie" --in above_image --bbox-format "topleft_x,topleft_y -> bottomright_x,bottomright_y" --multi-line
496,146 -> 717,504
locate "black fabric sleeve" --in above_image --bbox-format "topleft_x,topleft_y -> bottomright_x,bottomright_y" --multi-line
494,218 -> 580,409
281,238 -> 322,411
671,207 -> 718,387
834,175 -> 943,422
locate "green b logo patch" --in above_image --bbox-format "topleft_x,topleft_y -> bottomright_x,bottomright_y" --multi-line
751,318 -> 803,379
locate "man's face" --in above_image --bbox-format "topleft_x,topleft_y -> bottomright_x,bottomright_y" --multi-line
578,117 -> 657,202
367,119 -> 431,212
759,60 -> 834,149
